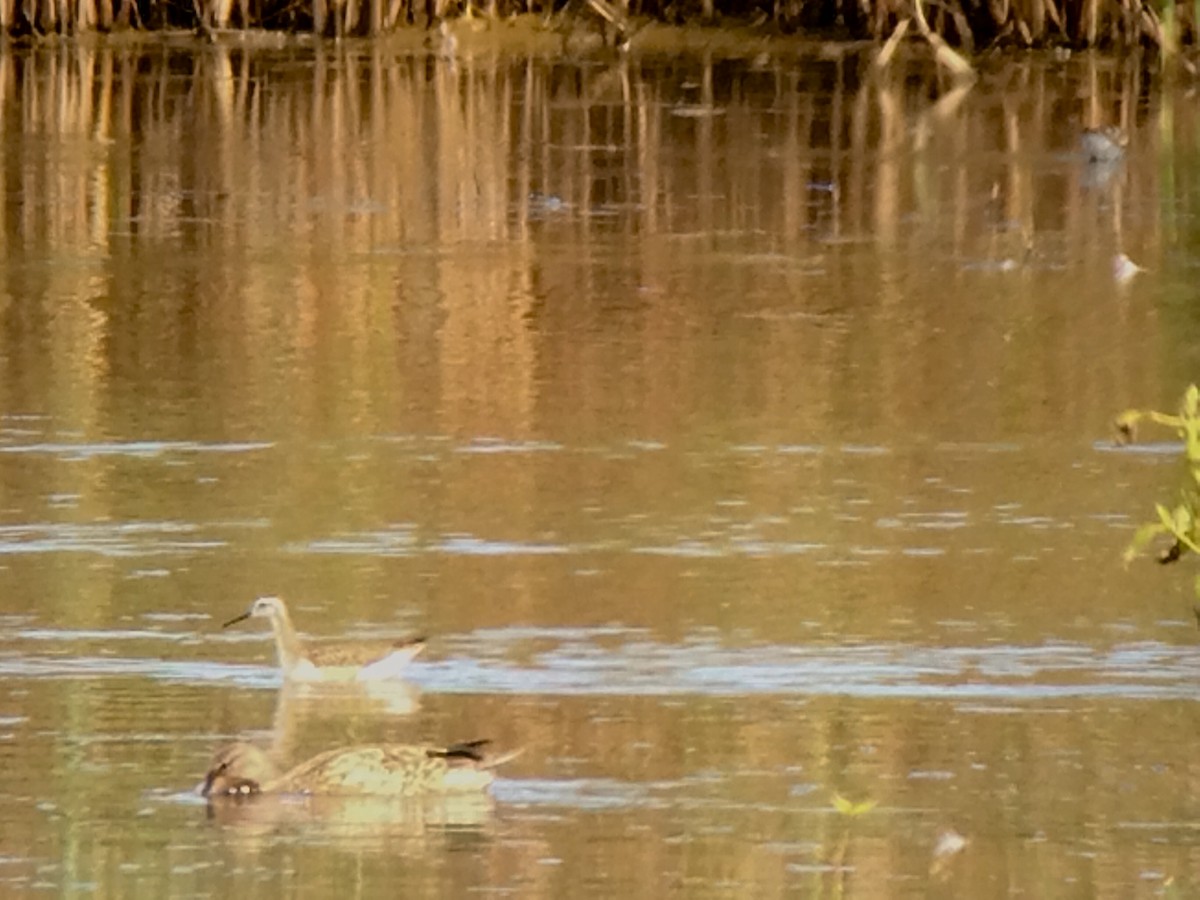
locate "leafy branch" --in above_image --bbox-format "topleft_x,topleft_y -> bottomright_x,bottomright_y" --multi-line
1118,385 -> 1200,567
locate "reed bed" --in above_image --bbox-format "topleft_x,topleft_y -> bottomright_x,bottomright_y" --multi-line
0,0 -> 1196,51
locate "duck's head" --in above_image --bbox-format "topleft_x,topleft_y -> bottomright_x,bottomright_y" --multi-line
200,742 -> 280,798
1080,126 -> 1127,163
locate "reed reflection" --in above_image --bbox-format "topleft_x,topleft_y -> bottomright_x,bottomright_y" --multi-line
0,43 -> 1169,452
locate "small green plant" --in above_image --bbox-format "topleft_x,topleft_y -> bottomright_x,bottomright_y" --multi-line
1117,384 -> 1200,569
831,793 -> 877,817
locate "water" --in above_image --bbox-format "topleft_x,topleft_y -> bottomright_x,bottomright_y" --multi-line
0,37 -> 1197,897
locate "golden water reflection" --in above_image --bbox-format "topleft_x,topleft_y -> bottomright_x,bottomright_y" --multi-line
0,38 -> 1196,898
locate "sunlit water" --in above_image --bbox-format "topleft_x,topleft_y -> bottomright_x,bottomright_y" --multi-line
0,37 -> 1197,898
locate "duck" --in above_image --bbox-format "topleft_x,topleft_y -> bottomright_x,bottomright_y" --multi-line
200,739 -> 518,798
1080,126 -> 1127,163
222,596 -> 426,682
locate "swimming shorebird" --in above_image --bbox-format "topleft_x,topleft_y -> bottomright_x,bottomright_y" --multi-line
200,739 -> 519,798
222,596 -> 426,682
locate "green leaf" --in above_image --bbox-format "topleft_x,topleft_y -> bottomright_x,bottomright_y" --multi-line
1185,384 -> 1199,418
1174,504 -> 1193,537
1158,503 -> 1178,531
1188,436 -> 1200,465
1150,411 -> 1184,432
1124,522 -> 1168,565
832,794 -> 877,817
1185,415 -> 1200,462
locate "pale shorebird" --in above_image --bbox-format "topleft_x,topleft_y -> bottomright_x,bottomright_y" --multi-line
200,739 -> 519,797
222,596 -> 425,682
1112,253 -> 1145,283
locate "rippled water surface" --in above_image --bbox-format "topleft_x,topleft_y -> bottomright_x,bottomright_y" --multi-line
0,37 -> 1198,898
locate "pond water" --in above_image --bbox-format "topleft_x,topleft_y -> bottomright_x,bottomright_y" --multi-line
0,35 -> 1198,898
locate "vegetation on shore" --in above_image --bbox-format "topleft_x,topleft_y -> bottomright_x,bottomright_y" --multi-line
1119,386 -> 1200,600
2,0 -> 1195,58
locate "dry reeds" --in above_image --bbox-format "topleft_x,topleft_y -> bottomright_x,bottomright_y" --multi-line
0,0 -> 1194,50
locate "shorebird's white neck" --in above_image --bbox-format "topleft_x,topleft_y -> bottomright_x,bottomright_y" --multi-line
267,604 -> 305,672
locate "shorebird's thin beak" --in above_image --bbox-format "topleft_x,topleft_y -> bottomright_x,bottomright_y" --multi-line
222,611 -> 252,629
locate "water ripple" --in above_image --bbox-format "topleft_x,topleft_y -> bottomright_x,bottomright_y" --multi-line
0,656 -> 276,687
493,778 -> 666,810
1,631 -> 1195,701
0,440 -> 273,458
0,522 -> 228,556
418,636 -> 1200,700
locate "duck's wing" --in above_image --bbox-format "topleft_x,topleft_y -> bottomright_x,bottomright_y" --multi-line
427,739 -> 491,762
271,741 -> 516,795
273,745 -> 432,795
428,739 -> 523,771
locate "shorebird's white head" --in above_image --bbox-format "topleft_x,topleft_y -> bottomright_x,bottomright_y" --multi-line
223,595 -> 286,629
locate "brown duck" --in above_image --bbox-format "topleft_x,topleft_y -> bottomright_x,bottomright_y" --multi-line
201,739 -> 519,798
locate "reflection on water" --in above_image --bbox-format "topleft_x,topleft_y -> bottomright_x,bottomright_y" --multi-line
202,790 -> 497,847
267,679 -> 422,760
0,36 -> 1196,899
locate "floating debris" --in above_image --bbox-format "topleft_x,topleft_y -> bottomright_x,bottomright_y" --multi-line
930,828 -> 968,877
670,105 -> 726,119
1161,541 -> 1184,565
